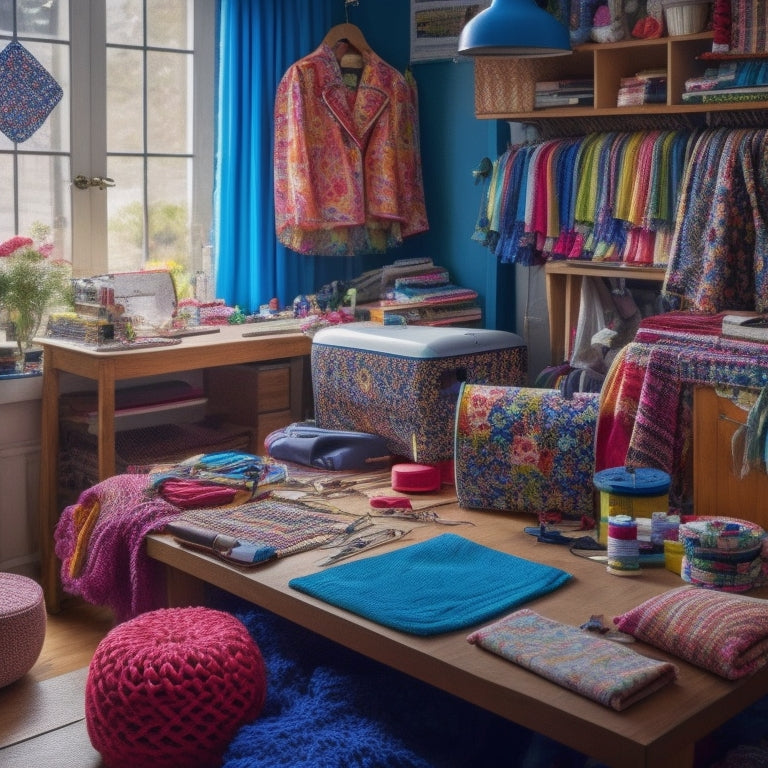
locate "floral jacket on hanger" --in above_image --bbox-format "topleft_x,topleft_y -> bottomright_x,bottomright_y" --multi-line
274,43 -> 428,256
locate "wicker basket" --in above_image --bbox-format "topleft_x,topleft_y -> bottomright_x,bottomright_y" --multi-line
474,57 -> 563,115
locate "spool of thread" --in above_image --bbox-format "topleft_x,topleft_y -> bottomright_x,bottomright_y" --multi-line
650,511 -> 680,547
606,515 -> 641,576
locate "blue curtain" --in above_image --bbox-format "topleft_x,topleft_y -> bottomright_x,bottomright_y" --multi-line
215,0 -> 369,312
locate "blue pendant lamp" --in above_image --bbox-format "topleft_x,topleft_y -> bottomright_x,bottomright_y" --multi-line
458,0 -> 572,57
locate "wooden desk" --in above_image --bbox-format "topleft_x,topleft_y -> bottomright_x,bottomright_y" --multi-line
146,503 -> 768,768
38,327 -> 312,611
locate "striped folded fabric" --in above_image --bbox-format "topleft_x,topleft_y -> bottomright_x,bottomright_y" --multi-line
467,609 -> 678,711
614,586 -> 768,679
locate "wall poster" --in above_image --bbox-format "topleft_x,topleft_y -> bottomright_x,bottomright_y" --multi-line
410,1 -> 491,62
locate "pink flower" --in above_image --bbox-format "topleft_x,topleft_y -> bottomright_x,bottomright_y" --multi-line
0,236 -> 34,257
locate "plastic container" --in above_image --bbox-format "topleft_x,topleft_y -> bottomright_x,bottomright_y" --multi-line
664,540 -> 684,574
593,467 -> 671,545
662,0 -> 710,35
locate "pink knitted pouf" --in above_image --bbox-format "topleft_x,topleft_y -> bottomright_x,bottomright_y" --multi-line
85,606 -> 267,768
0,572 -> 46,688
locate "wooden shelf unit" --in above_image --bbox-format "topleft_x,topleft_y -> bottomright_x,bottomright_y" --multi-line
544,261 -> 666,365
693,386 -> 768,525
473,32 -> 768,121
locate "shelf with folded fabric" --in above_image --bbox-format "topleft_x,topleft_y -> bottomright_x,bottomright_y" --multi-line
544,260 -> 667,365
473,32 -> 768,125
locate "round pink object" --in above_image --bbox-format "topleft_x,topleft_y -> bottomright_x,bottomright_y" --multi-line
86,606 -> 267,768
0,572 -> 46,688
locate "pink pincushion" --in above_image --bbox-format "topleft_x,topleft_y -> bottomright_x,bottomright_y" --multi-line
86,606 -> 267,768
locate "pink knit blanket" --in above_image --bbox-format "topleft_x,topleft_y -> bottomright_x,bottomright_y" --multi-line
54,473 -> 180,622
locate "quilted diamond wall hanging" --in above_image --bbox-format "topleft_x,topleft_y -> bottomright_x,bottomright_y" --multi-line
0,40 -> 63,143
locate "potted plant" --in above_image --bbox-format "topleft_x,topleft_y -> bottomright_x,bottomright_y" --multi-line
0,229 -> 72,373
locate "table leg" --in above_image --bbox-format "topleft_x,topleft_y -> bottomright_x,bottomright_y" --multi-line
39,359 -> 62,612
164,566 -> 207,608
96,362 -> 116,480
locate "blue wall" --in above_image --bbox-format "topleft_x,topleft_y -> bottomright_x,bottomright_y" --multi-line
335,1 -> 515,331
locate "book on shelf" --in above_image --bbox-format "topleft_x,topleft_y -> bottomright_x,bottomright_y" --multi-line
682,85 -> 768,103
721,313 -> 768,342
616,70 -> 666,107
686,59 -> 768,93
534,93 -> 594,108
359,300 -> 481,326
535,78 -> 594,92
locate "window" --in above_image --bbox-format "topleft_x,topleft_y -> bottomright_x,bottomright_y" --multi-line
0,0 -> 214,293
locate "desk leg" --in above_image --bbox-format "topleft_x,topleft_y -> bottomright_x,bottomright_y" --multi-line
96,362 -> 117,480
651,743 -> 694,768
39,360 -> 62,612
163,566 -> 208,608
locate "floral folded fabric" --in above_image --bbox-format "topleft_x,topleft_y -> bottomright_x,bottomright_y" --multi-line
467,609 -> 678,711
613,586 -> 768,679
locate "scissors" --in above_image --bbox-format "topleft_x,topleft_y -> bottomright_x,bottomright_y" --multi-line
369,496 -> 473,526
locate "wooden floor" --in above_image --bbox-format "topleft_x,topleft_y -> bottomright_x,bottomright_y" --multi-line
22,599 -> 114,683
0,596 -> 114,765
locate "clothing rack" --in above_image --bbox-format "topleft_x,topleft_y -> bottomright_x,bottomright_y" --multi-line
481,127 -> 768,313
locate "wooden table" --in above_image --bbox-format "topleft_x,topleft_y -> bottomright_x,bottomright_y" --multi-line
145,500 -> 768,768
38,327 -> 312,611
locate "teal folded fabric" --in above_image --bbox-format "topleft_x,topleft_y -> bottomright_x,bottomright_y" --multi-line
289,533 -> 572,636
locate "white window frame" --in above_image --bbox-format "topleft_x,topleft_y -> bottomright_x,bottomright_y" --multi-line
69,0 -> 215,279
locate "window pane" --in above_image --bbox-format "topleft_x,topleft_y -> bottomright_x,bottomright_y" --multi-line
0,155 -> 15,234
147,51 -> 191,154
0,0 -> 69,39
147,0 -> 192,49
16,153 -> 71,262
107,47 -> 144,153
21,41 -> 71,153
107,155 -> 145,272
106,0 -> 142,46
147,156 -> 191,279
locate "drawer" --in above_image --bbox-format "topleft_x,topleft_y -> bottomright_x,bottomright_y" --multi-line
205,362 -> 292,427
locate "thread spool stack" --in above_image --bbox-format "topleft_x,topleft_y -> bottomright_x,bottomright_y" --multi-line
593,467 -> 671,546
606,515 -> 641,576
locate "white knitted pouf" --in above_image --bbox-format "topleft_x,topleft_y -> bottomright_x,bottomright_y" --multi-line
0,572 -> 46,688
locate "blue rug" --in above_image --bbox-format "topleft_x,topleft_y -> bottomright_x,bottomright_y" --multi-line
218,594 -> 588,768
288,533 -> 572,636
213,593 -> 768,768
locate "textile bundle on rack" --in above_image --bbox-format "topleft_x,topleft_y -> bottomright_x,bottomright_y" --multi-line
477,127 -> 768,314
664,127 -> 768,313
476,129 -> 695,267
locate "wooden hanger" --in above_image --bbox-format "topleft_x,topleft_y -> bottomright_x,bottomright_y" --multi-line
322,22 -> 372,54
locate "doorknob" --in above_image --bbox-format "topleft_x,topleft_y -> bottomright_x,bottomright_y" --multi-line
73,175 -> 116,191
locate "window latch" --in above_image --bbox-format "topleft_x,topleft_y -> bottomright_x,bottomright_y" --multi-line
73,175 -> 115,191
